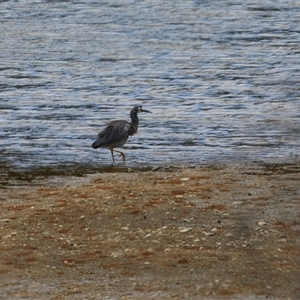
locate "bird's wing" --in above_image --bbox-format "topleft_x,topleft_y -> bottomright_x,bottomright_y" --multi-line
94,120 -> 130,147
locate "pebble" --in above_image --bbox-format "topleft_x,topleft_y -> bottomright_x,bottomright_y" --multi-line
258,221 -> 267,226
203,231 -> 215,236
180,177 -> 190,182
63,260 -> 75,267
278,238 -> 287,243
43,231 -> 52,238
1,219 -> 11,223
182,219 -> 190,223
232,201 -> 243,205
179,227 -> 192,233
225,233 -> 234,237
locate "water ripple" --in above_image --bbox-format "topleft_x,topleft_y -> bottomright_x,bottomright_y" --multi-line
0,0 -> 300,170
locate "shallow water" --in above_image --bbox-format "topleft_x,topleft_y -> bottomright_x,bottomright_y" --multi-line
1,0 -> 300,172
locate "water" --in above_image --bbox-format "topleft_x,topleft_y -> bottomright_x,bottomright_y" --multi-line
1,0 -> 300,172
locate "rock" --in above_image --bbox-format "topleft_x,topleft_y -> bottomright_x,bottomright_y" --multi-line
203,231 -> 215,236
180,177 -> 190,182
63,260 -> 75,267
232,201 -> 243,205
43,231 -> 52,238
258,221 -> 267,226
225,233 -> 234,237
179,227 -> 193,233
1,219 -> 11,223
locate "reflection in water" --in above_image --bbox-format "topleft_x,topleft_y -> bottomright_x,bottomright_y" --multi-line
0,1 -> 299,171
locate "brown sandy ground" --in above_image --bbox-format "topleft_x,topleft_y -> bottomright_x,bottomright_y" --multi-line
0,164 -> 299,299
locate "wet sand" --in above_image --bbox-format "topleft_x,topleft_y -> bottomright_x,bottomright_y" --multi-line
0,163 -> 299,299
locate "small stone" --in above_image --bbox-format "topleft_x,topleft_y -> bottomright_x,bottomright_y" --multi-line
232,201 -> 243,205
203,231 -> 215,236
179,227 -> 192,233
278,238 -> 287,243
225,233 -> 234,237
63,260 -> 75,267
121,227 -> 129,230
1,219 -> 11,223
258,221 -> 267,226
43,231 -> 52,238
211,227 -> 218,232
180,177 -> 190,182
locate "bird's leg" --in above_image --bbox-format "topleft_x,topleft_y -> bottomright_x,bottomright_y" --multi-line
110,148 -> 115,164
112,149 -> 126,163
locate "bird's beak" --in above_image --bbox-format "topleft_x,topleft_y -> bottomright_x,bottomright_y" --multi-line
141,108 -> 152,113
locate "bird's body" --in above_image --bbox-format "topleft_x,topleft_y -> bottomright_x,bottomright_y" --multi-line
92,106 -> 151,163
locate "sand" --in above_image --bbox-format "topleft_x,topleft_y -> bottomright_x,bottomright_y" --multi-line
0,163 -> 299,299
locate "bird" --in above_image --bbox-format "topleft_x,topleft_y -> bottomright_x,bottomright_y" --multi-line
92,106 -> 151,163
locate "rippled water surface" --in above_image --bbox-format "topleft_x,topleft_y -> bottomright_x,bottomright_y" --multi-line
1,0 -> 300,171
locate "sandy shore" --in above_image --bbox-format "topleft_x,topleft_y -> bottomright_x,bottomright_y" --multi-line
0,163 -> 299,299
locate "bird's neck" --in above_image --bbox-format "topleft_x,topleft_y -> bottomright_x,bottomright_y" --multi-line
129,111 -> 139,135
130,110 -> 139,126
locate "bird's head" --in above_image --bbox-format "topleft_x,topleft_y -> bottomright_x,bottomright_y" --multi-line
135,105 -> 152,114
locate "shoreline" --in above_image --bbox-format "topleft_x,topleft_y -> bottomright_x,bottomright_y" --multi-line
1,160 -> 300,186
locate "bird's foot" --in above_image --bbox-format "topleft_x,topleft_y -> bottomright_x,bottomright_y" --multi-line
118,153 -> 126,162
114,150 -> 126,163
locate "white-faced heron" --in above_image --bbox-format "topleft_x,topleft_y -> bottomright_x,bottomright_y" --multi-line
92,106 -> 151,163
